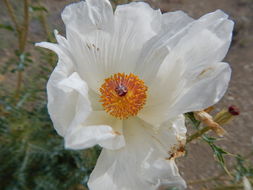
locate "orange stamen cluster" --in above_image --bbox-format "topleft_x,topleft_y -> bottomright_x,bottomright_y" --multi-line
100,73 -> 148,119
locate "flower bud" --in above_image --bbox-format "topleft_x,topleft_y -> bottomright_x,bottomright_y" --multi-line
194,111 -> 225,137
214,105 -> 240,125
228,105 -> 240,116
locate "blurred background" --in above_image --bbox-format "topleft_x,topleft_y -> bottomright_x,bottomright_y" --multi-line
0,0 -> 252,190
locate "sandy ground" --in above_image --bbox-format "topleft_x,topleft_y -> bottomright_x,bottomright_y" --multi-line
1,0 -> 253,189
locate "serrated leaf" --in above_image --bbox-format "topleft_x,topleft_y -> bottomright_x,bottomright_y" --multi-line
213,144 -> 229,155
211,144 -> 228,165
202,135 -> 217,143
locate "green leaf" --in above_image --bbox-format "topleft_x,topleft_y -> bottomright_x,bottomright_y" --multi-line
213,144 -> 229,155
29,5 -> 48,12
202,135 -> 217,143
0,24 -> 14,31
234,154 -> 253,182
185,112 -> 201,128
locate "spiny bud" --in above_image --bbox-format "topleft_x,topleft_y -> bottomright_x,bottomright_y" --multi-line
214,105 -> 240,126
228,105 -> 240,116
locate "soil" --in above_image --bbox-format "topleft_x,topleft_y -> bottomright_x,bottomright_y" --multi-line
1,0 -> 253,189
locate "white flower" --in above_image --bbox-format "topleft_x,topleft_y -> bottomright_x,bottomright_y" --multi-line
36,0 -> 233,189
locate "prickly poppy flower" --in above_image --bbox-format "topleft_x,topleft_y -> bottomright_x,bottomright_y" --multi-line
36,0 -> 233,189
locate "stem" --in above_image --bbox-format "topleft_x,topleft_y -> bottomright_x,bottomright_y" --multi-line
3,0 -> 20,33
20,0 -> 30,52
15,0 -> 30,99
38,1 -> 56,66
39,11 -> 52,41
186,126 -> 210,143
16,72 -> 23,98
186,111 -> 233,143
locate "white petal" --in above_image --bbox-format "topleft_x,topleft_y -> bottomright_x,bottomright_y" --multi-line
88,116 -> 186,190
140,62 -> 231,125
65,111 -> 125,150
35,31 -> 72,72
65,2 -> 160,92
168,62 -> 231,115
38,39 -> 125,150
65,28 -> 131,92
140,10 -> 233,126
65,125 -> 114,150
54,30 -> 68,48
86,0 -> 113,31
176,12 -> 233,70
135,11 -> 194,82
47,70 -> 91,136
36,33 -> 93,137
45,2 -> 164,94
59,2 -> 161,92
115,2 -> 160,43
35,42 -> 66,61
62,0 -> 113,37
61,1 -> 89,35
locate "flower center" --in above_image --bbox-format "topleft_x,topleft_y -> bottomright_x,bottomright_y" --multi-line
100,73 -> 148,119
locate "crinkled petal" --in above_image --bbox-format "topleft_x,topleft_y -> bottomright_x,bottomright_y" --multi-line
135,11 -> 194,83
88,115 -> 186,190
37,30 -> 126,150
35,41 -> 67,63
36,32 -> 92,136
114,2 -> 160,43
65,111 -> 125,150
46,69 -> 91,136
64,27 -> 141,92
140,61 -> 231,125
62,0 -> 113,37
167,62 -> 231,116
86,0 -> 113,31
139,10 -> 233,126
60,1 -> 115,93
54,30 -> 68,48
35,31 -> 72,71
40,2 -> 173,94
56,2 -> 162,93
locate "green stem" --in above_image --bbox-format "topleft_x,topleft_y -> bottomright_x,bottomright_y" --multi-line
38,1 -> 56,66
39,14 -> 51,39
186,126 -> 210,143
20,0 -> 30,52
3,0 -> 20,33
15,0 -> 30,99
